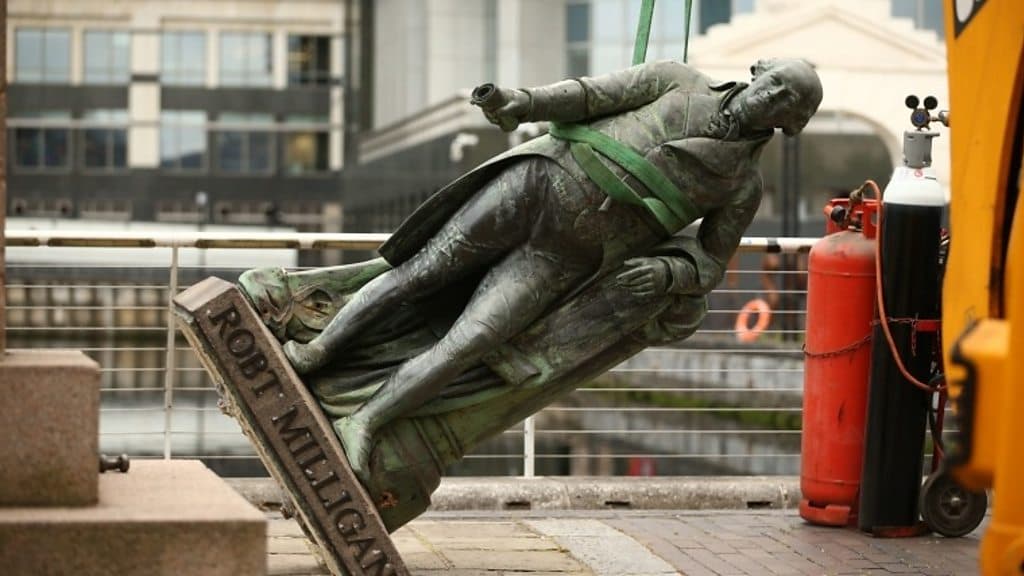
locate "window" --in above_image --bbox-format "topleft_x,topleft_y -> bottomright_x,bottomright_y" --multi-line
483,0 -> 498,80
162,31 -> 207,85
892,0 -> 945,39
216,113 -> 274,174
284,115 -> 329,174
15,28 -> 70,83
287,36 -> 331,86
161,111 -> 207,171
84,30 -> 131,84
697,0 -> 731,34
13,111 -> 71,170
82,110 -> 128,171
220,32 -> 272,87
566,2 -> 590,77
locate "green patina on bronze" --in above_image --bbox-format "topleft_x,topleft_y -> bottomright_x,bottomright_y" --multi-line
238,58 -> 822,531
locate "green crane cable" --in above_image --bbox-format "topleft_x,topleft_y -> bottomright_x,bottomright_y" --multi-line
631,0 -> 657,65
683,0 -> 693,63
632,0 -> 693,65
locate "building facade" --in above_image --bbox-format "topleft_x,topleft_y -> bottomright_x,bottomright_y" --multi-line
7,0 -> 347,232
6,0 -> 949,237
345,0 -> 948,237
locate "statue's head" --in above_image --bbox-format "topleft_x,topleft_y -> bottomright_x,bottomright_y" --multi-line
736,58 -> 823,136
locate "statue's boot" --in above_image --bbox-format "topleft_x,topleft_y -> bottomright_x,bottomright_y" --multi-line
283,339 -> 327,375
334,415 -> 374,485
240,259 -> 392,346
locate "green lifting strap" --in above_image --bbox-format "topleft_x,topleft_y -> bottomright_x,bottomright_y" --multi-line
569,142 -> 682,234
634,0 -> 693,65
550,121 -> 699,232
632,0 -> 657,66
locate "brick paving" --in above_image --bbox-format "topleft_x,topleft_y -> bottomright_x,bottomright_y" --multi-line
266,510 -> 984,575
267,512 -> 593,575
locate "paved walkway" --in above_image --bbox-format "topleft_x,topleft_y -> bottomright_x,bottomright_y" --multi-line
267,510 -> 984,576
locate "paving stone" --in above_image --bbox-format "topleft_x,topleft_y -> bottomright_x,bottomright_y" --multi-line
412,519 -> 527,538
527,519 -> 677,575
685,547 -> 748,575
267,553 -> 327,575
268,517 -> 307,537
262,509 -> 985,575
443,549 -> 586,572
269,536 -> 316,555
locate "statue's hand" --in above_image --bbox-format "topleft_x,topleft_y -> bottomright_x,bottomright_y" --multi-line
476,87 -> 529,132
617,258 -> 671,298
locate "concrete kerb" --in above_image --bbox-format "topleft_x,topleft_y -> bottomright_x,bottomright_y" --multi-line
228,476 -> 801,512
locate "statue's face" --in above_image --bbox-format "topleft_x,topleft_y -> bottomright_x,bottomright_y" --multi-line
737,59 -> 822,136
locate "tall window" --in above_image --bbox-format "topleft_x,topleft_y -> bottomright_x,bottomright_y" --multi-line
284,115 -> 329,174
287,36 -> 331,86
220,32 -> 273,87
82,110 -> 128,171
483,0 -> 498,80
566,1 -> 590,77
13,111 -> 71,170
892,0 -> 945,39
84,30 -> 131,84
15,28 -> 70,83
161,111 -> 207,171
162,31 -> 207,86
697,0 -> 731,35
217,113 -> 274,174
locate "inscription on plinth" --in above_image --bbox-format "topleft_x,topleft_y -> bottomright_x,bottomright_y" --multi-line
174,277 -> 407,576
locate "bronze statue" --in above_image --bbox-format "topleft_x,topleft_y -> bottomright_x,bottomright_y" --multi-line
239,58 -> 822,529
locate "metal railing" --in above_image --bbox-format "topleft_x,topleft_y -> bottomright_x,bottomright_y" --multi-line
6,230 -> 817,477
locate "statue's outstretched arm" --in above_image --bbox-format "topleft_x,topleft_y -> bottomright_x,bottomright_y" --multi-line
481,60 -> 698,128
659,181 -> 762,295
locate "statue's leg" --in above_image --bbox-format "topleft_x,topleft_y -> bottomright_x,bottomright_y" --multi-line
285,165 -> 539,374
337,244 -> 595,480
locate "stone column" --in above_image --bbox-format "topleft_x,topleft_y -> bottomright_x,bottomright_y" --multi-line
129,16 -> 160,169
330,33 -> 344,171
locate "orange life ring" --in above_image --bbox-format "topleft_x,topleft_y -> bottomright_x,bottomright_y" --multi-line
735,298 -> 772,343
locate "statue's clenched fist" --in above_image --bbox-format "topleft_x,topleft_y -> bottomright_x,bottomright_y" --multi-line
470,83 -> 530,132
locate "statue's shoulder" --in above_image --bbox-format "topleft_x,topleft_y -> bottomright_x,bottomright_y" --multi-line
641,59 -> 719,94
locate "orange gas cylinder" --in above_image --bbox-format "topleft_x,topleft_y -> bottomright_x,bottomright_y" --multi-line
800,198 -> 878,527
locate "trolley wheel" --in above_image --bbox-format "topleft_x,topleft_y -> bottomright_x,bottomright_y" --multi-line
920,471 -> 987,537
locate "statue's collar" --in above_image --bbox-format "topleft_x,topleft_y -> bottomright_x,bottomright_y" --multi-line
713,82 -> 774,141
717,81 -> 747,110
702,81 -> 747,140
709,80 -> 739,92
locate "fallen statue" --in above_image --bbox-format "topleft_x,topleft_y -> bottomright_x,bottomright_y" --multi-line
177,57 -> 821,575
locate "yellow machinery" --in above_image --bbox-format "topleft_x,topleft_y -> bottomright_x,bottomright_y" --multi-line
943,0 -> 1024,573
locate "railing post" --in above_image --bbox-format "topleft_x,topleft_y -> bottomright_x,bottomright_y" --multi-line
523,415 -> 535,477
163,246 -> 180,460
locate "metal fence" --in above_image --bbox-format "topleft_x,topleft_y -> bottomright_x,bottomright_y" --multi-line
6,230 -> 815,477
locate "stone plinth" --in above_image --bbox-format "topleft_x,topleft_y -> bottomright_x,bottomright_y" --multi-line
0,460 -> 267,576
0,349 -> 100,506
